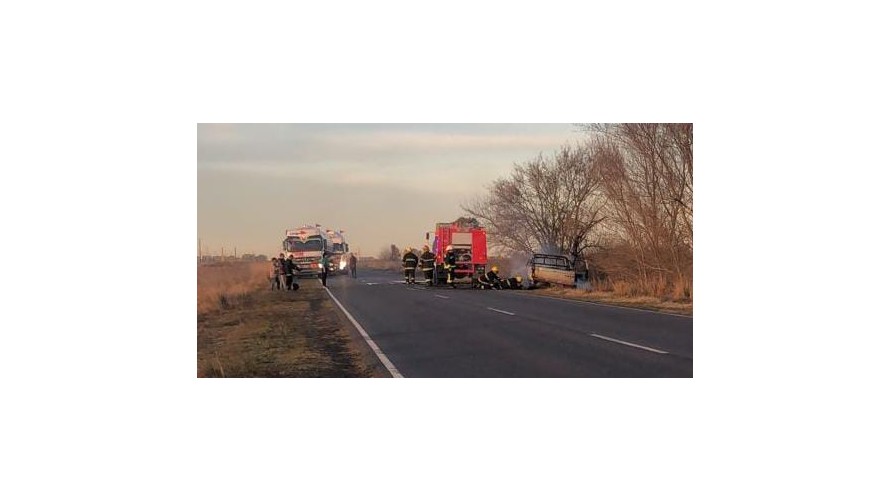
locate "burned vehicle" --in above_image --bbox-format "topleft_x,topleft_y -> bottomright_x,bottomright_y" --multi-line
526,253 -> 589,287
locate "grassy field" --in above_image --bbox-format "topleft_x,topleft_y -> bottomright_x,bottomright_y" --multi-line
197,262 -> 383,377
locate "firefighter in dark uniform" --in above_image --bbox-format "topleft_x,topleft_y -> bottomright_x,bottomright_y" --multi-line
402,247 -> 419,284
420,245 -> 435,286
476,269 -> 493,289
444,245 -> 457,287
486,265 -> 503,290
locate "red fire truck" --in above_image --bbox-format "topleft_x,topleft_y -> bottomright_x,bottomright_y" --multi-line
425,220 -> 488,286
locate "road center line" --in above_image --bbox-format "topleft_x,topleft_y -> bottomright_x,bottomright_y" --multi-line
323,287 -> 403,377
435,294 -> 449,299
589,333 -> 668,354
487,307 -> 515,316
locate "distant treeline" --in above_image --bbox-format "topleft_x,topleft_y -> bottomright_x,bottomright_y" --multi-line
198,254 -> 269,264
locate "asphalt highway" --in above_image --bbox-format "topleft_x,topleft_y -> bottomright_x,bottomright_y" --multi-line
320,269 -> 692,377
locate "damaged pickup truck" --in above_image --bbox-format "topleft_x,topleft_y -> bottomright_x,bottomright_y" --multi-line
526,253 -> 589,288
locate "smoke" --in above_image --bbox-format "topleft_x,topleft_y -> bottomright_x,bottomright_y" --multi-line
504,251 -> 532,282
575,279 -> 592,291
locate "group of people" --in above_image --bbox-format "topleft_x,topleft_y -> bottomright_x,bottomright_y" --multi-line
401,245 -> 437,285
401,246 -> 522,289
269,253 -> 302,290
269,252 -> 359,290
477,265 -> 524,290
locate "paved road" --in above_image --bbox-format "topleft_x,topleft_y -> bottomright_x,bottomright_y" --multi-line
321,269 -> 692,377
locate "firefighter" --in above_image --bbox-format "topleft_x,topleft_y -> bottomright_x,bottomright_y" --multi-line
476,269 -> 493,290
402,246 -> 419,284
444,245 -> 457,287
419,245 -> 435,285
486,265 -> 503,290
507,275 -> 524,290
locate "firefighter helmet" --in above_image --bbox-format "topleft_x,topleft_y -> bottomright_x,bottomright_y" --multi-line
423,245 -> 430,252
491,265 -> 499,273
446,245 -> 453,252
404,247 -> 411,253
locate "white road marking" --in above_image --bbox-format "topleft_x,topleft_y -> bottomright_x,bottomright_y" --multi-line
364,282 -> 379,285
435,294 -> 449,299
487,307 -> 515,316
323,287 -> 403,378
589,333 -> 668,354
389,280 -> 405,284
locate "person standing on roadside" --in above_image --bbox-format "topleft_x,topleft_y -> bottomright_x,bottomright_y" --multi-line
402,247 -> 419,284
320,252 -> 330,287
419,245 -> 435,286
278,253 -> 288,289
348,253 -> 357,278
270,257 -> 282,290
444,245 -> 457,288
284,254 -> 297,290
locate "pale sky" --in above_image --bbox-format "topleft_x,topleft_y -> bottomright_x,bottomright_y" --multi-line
197,124 -> 586,258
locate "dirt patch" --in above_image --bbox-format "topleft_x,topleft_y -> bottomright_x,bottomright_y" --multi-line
197,279 -> 383,377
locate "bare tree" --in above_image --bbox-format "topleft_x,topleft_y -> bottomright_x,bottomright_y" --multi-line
462,142 -> 607,264
591,123 -> 693,297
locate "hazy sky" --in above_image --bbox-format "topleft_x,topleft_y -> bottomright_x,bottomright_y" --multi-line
197,124 -> 586,258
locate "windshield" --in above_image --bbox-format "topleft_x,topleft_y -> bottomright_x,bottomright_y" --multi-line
284,237 -> 323,252
332,243 -> 344,253
532,255 -> 569,268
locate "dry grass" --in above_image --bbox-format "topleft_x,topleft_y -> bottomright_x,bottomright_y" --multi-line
197,261 -> 269,315
197,262 -> 381,377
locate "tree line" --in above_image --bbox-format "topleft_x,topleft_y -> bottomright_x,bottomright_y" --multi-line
463,123 -> 692,300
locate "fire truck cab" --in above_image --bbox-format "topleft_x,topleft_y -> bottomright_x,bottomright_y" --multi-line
426,221 -> 488,286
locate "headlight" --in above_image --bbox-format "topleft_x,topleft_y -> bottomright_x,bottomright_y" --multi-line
339,260 -> 347,270
317,263 -> 323,269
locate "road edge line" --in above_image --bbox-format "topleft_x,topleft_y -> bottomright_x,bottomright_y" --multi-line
323,287 -> 403,378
